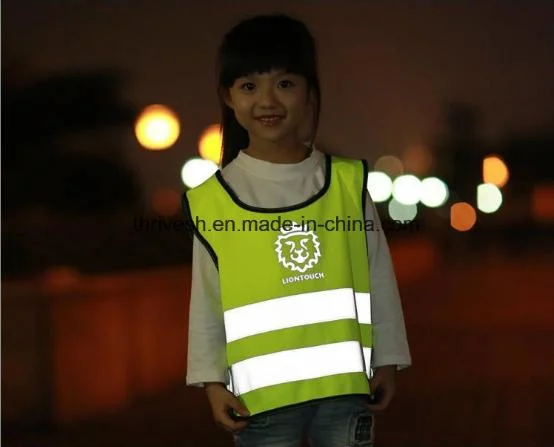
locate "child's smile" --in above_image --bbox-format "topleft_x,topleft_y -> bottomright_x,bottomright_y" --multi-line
225,69 -> 312,148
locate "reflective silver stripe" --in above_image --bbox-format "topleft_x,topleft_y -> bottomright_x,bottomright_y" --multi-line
355,292 -> 372,324
230,341 -> 366,395
363,347 -> 372,379
224,288 -> 369,343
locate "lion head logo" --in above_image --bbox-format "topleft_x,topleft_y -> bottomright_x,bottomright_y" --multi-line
275,221 -> 321,273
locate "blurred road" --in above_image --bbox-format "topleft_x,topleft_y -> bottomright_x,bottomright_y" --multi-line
3,247 -> 553,447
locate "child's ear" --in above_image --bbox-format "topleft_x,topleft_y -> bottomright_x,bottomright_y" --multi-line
222,89 -> 234,110
308,88 -> 316,106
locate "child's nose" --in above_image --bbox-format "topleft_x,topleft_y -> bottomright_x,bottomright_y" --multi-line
257,86 -> 279,107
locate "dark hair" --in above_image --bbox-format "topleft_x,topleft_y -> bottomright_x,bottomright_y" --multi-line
216,14 -> 321,167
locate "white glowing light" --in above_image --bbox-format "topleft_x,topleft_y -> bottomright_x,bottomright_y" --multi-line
367,171 -> 393,202
181,158 -> 218,188
477,183 -> 503,213
388,198 -> 418,222
420,177 -> 449,208
392,175 -> 422,205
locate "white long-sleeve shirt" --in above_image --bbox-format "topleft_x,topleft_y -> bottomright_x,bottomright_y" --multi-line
186,148 -> 411,387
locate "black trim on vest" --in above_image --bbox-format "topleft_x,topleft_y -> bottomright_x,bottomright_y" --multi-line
361,158 -> 370,256
214,153 -> 333,213
361,158 -> 369,218
237,393 -> 371,420
181,191 -> 219,269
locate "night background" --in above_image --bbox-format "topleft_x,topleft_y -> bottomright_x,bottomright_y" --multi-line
2,1 -> 554,446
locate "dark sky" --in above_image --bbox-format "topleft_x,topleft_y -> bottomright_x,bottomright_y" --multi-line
4,0 -> 554,198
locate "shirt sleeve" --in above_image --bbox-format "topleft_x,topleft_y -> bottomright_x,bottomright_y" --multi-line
185,236 -> 228,387
364,191 -> 412,370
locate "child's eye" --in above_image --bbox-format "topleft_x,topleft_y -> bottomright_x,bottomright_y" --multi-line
240,82 -> 255,91
278,80 -> 294,88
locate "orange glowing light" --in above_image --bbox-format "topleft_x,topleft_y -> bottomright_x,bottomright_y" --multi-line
531,183 -> 554,222
198,124 -> 223,165
450,202 -> 476,231
42,266 -> 80,292
135,104 -> 180,150
483,155 -> 509,187
402,144 -> 433,176
151,188 -> 181,217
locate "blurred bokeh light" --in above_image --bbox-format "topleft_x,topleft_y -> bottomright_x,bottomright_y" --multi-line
388,198 -> 418,221
198,123 -> 223,165
181,157 -> 219,188
450,202 -> 477,231
531,183 -> 554,223
483,155 -> 509,187
366,171 -> 393,202
41,266 -> 81,293
402,144 -> 433,175
374,155 -> 404,178
135,104 -> 180,150
151,188 -> 181,216
392,174 -> 422,205
420,177 -> 449,208
477,183 -> 503,213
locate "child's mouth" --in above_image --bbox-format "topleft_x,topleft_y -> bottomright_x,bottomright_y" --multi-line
257,115 -> 284,126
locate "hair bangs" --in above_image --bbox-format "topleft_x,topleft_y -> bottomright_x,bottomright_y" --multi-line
217,15 -> 316,88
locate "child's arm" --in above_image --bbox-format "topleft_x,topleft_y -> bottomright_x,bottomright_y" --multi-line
186,236 -> 250,433
363,191 -> 411,412
186,236 -> 228,387
364,190 -> 412,371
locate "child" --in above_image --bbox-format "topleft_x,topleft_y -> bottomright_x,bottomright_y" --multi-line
182,13 -> 411,446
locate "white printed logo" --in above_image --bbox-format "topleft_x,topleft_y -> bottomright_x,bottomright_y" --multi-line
275,221 -> 321,273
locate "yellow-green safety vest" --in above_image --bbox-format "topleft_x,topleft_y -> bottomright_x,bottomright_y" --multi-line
182,153 -> 373,416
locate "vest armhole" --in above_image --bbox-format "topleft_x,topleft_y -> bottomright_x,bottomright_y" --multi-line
181,191 -> 219,270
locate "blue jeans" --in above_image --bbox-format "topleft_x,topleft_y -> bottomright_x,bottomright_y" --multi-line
233,394 -> 374,447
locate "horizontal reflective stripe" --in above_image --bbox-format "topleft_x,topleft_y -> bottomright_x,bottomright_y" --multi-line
355,292 -> 371,324
231,341 -> 365,395
224,288 -> 371,343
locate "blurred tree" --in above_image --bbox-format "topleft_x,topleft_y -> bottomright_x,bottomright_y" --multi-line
432,101 -> 487,206
2,67 -> 142,214
499,129 -> 554,187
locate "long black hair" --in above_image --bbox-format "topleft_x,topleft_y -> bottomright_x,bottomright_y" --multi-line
216,14 -> 321,168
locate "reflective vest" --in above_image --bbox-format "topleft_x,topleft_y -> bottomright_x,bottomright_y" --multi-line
182,153 -> 373,416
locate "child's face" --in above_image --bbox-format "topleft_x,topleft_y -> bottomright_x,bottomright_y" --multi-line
225,69 -> 312,148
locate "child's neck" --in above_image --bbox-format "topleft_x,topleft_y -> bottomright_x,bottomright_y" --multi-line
244,140 -> 311,164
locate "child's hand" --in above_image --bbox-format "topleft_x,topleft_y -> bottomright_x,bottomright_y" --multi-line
367,365 -> 397,413
205,382 -> 250,434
